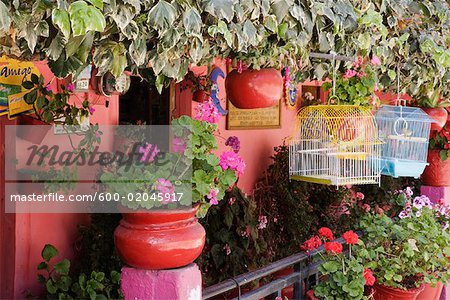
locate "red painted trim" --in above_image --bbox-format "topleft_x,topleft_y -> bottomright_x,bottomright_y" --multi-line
0,118 -> 16,299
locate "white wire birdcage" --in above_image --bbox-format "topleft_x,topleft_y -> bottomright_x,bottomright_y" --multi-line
374,104 -> 434,178
289,105 -> 382,187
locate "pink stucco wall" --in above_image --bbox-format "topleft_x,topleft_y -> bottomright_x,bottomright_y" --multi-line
178,59 -> 302,193
13,62 -> 118,298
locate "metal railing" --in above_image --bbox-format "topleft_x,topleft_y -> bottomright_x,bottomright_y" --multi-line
203,237 -> 348,300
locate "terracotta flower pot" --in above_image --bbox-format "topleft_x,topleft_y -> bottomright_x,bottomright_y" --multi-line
373,283 -> 424,300
16,115 -> 50,144
225,68 -> 283,109
416,282 -> 443,300
192,90 -> 210,103
422,150 -> 450,186
423,108 -> 448,132
114,205 -> 206,270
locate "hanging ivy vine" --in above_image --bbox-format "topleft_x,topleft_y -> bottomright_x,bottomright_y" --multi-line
0,0 -> 449,98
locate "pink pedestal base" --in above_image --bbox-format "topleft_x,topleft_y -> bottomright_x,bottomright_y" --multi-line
121,264 -> 202,300
421,186 -> 449,300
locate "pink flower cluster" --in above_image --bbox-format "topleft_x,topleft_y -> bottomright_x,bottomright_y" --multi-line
194,100 -> 220,123
139,143 -> 160,163
219,151 -> 246,175
207,188 -> 219,205
257,215 -> 268,229
154,178 -> 175,203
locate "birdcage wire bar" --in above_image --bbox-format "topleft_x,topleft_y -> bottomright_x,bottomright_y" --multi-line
289,105 -> 382,187
374,105 -> 434,178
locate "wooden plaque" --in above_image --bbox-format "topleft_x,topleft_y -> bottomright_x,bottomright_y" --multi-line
226,101 -> 281,130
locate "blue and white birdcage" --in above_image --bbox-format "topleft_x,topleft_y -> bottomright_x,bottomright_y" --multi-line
374,104 -> 434,178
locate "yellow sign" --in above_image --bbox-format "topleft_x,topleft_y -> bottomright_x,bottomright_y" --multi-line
8,91 -> 33,118
227,101 -> 281,130
0,56 -> 40,117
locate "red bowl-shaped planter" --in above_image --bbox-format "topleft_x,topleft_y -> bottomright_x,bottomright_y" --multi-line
16,115 -> 50,144
416,282 -> 443,300
114,205 -> 206,270
225,68 -> 283,109
192,90 -> 210,103
423,108 -> 448,132
422,150 -> 450,186
373,284 -> 424,300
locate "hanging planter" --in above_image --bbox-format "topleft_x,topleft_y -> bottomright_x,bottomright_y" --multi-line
421,150 -> 450,186
373,283 -> 424,300
16,114 -> 50,144
225,68 -> 283,109
114,205 -> 206,270
423,108 -> 448,132
416,282 -> 443,300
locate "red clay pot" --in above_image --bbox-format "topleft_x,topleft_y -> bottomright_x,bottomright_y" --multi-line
424,108 -> 448,132
114,205 -> 206,270
192,90 -> 210,103
16,115 -> 50,144
422,150 -> 450,186
416,282 -> 443,300
225,68 -> 283,109
373,283 -> 424,300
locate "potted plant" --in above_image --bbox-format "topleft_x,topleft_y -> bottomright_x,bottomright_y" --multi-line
322,56 -> 381,106
225,64 -> 283,109
422,123 -> 450,186
20,74 -> 91,144
415,90 -> 450,132
101,102 -> 245,270
357,190 -> 450,300
302,228 -> 371,300
183,70 -> 213,103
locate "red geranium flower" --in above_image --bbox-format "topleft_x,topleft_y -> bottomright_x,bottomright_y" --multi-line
306,289 -> 319,300
301,235 -> 322,252
342,230 -> 359,245
364,268 -> 376,286
318,227 -> 334,241
324,241 -> 343,255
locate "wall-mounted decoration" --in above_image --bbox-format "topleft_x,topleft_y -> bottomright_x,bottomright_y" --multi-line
226,101 -> 281,130
210,67 -> 227,115
374,104 -> 434,178
289,105 -> 382,187
0,56 -> 40,117
97,72 -> 131,97
73,65 -> 92,92
225,68 -> 283,109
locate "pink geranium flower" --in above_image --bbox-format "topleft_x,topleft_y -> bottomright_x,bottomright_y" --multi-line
207,187 -> 219,205
219,151 -> 246,176
154,178 -> 175,203
172,137 -> 186,153
67,83 -> 75,92
139,143 -> 160,163
343,69 -> 357,79
371,55 -> 381,66
194,100 -> 220,123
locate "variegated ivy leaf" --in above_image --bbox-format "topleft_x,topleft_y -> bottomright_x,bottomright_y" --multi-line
189,36 -> 203,63
243,20 -> 258,47
183,8 -> 202,35
86,0 -> 103,10
123,0 -> 141,11
271,0 -> 294,23
147,0 -> 177,33
45,34 -> 66,60
52,8 -> 71,38
111,4 -> 134,30
161,28 -> 181,50
35,20 -> 49,37
121,20 -> 139,40
69,1 -> 106,36
93,41 -> 127,78
129,38 -> 147,66
25,23 -> 38,52
0,1 -> 11,33
201,0 -> 236,22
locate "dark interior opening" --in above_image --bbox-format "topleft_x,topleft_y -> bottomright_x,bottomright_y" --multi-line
119,76 -> 170,125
